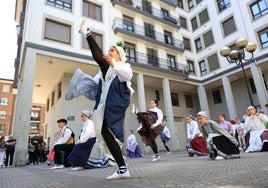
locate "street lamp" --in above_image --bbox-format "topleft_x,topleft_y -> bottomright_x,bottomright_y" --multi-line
220,37 -> 257,106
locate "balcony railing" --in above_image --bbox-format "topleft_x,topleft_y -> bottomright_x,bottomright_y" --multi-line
126,51 -> 189,76
111,0 -> 180,29
160,0 -> 177,7
112,17 -> 184,52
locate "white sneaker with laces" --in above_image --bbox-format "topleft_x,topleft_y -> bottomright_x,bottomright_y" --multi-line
50,164 -> 65,170
151,154 -> 156,158
70,166 -> 84,171
106,169 -> 131,180
152,155 -> 160,162
166,152 -> 172,155
79,19 -> 91,37
215,155 -> 225,160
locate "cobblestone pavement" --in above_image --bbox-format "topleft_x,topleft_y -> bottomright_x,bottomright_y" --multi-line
0,150 -> 267,188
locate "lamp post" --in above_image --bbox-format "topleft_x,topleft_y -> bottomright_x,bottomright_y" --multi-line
220,37 -> 257,106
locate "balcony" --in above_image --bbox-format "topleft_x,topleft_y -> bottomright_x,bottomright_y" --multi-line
126,51 -> 189,77
112,17 -> 184,53
160,0 -> 177,8
110,0 -> 180,29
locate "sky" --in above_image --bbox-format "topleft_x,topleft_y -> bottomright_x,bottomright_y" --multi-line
0,0 -> 17,80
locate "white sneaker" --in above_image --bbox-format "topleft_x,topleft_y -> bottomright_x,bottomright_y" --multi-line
166,152 -> 172,155
70,166 -> 84,171
106,169 -> 131,180
79,19 -> 91,37
151,154 -> 156,158
215,156 -> 225,160
152,155 -> 160,162
50,164 -> 65,170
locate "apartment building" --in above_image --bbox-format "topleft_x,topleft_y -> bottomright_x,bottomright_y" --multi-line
12,0 -> 268,165
0,79 -> 16,137
178,0 -> 268,120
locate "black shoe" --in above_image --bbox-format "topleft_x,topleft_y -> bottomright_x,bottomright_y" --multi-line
209,152 -> 215,160
261,142 -> 268,152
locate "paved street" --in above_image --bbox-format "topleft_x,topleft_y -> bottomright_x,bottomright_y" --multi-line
0,150 -> 267,188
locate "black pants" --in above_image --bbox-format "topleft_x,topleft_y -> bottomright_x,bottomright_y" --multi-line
5,149 -> 14,166
102,118 -> 125,167
86,34 -> 126,168
54,144 -> 74,167
161,138 -> 170,152
148,134 -> 158,154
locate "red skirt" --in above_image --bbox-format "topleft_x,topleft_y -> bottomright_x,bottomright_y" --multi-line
190,136 -> 209,155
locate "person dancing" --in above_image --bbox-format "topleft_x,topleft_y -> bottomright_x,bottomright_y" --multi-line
78,19 -> 134,180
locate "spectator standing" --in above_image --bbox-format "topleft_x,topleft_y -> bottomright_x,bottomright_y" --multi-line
5,135 -> 16,167
0,136 -> 6,168
27,138 -> 37,165
234,118 -> 246,150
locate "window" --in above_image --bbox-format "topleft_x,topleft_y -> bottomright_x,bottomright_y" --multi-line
155,90 -> 160,101
44,19 -> 71,44
195,38 -> 202,52
144,22 -> 155,39
183,37 -> 191,51
191,17 -> 198,31
57,82 -> 62,99
0,111 -> 7,119
180,16 -> 187,29
185,94 -> 194,108
222,17 -> 236,37
171,93 -> 179,106
258,27 -> 268,48
0,98 -> 8,105
123,15 -> 134,32
51,91 -> 55,106
31,111 -> 40,121
46,98 -> 50,111
167,54 -> 176,70
188,0 -> 194,9
30,123 -> 39,134
249,78 -> 257,94
196,0 -> 202,4
2,84 -> 10,92
187,60 -> 195,74
212,89 -> 222,104
199,60 -> 207,76
147,48 -> 158,66
0,124 -> 5,131
164,30 -> 173,45
83,1 -> 102,21
82,32 -> 103,49
250,0 -> 268,20
177,0 -> 183,8
142,0 -> 152,13
203,30 -> 214,48
217,0 -> 230,12
199,9 -> 209,26
125,42 -> 136,62
161,8 -> 169,17
207,53 -> 219,72
46,0 -> 72,11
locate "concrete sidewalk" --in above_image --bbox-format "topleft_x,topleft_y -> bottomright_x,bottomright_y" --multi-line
0,150 -> 267,188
